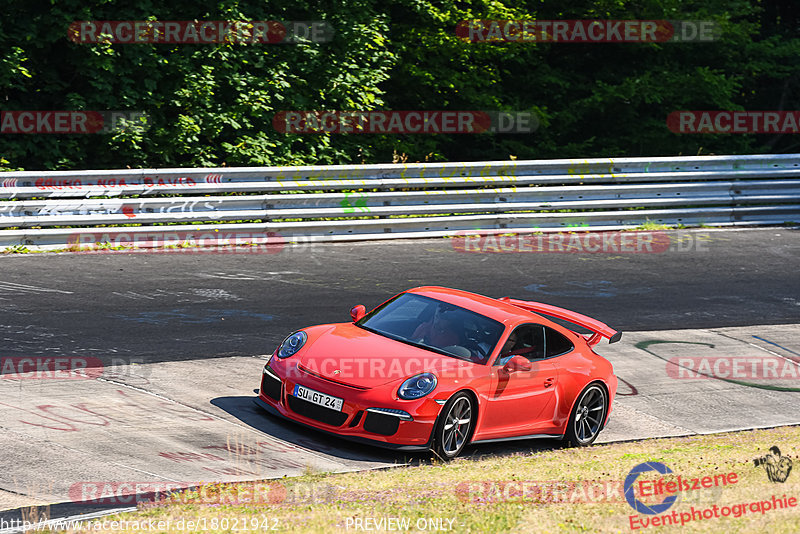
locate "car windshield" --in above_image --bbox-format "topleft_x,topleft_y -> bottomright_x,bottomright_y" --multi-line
357,293 -> 505,364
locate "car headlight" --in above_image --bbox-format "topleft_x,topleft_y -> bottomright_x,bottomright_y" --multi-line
277,331 -> 307,358
398,373 -> 437,400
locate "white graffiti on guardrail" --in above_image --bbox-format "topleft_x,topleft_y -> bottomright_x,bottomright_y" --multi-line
0,155 -> 796,249
0,199 -> 225,218
135,199 -> 224,215
37,202 -> 125,217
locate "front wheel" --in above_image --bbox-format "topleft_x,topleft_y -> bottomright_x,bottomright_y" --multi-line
432,392 -> 474,459
564,383 -> 607,447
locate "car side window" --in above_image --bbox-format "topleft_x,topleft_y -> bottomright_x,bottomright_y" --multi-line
544,326 -> 574,358
495,324 -> 545,365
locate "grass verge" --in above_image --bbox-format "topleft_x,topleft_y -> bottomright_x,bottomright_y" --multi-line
50,425 -> 800,533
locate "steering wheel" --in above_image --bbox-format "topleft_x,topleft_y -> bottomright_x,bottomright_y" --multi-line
464,337 -> 487,363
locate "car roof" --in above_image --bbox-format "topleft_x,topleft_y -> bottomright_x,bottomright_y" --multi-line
405,286 -> 543,325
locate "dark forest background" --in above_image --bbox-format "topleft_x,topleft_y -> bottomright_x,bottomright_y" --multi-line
1,0 -> 799,170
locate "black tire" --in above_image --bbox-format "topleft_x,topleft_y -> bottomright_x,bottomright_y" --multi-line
432,392 -> 474,459
564,383 -> 607,447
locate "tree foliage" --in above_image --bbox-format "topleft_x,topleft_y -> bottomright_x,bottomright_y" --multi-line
0,0 -> 798,170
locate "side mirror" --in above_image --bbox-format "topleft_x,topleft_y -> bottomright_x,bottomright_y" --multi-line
350,304 -> 366,322
503,355 -> 532,373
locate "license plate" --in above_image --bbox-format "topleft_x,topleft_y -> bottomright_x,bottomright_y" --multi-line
293,384 -> 344,411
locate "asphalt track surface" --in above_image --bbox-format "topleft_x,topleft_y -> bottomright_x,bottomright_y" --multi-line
0,228 -> 798,365
1,228 -> 799,524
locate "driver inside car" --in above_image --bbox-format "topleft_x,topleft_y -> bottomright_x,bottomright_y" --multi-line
413,305 -> 461,349
501,331 -> 518,355
497,331 -> 519,365
497,326 -> 541,365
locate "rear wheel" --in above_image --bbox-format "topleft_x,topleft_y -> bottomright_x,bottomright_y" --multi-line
432,392 -> 474,459
564,383 -> 607,447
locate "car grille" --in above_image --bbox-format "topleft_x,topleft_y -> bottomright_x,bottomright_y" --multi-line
297,363 -> 370,390
363,411 -> 400,436
349,410 -> 364,428
261,369 -> 282,401
287,395 -> 348,427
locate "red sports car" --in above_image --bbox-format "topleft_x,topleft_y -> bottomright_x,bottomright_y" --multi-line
255,286 -> 620,458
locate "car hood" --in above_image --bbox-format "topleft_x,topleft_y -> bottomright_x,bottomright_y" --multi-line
296,322 -> 477,388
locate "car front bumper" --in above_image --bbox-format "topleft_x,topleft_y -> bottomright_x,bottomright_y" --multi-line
256,362 -> 441,452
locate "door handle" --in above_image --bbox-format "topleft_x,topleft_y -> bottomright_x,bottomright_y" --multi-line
544,377 -> 555,388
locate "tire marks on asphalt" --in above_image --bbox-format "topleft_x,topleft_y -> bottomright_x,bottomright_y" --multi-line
0,282 -> 72,295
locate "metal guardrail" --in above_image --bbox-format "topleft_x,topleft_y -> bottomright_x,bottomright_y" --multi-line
1,154 -> 798,249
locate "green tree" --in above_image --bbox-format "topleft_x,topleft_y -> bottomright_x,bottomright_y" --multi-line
1,0 -> 798,170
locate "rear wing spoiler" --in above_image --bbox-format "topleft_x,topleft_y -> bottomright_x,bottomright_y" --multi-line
498,297 -> 622,346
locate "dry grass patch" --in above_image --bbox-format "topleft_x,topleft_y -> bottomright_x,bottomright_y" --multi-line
59,425 -> 799,533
